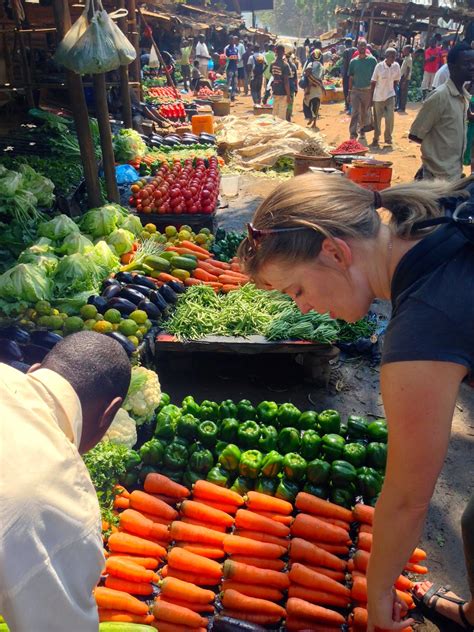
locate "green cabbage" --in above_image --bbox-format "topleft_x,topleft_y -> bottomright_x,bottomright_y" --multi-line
59,232 -> 94,255
18,243 -> 59,275
106,228 -> 135,256
113,129 -> 147,162
91,240 -> 120,276
120,213 -> 143,237
79,204 -> 127,238
53,253 -> 102,295
19,164 -> 55,207
38,214 -> 79,241
0,263 -> 52,303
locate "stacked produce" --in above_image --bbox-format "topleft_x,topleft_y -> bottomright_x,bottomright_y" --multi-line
211,229 -> 245,263
139,224 -> 214,251
330,140 -> 368,155
197,87 -> 224,98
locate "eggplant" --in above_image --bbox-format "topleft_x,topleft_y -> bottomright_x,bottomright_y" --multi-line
102,278 -> 121,290
162,137 -> 180,147
106,297 -> 136,316
200,132 -> 216,141
150,140 -> 164,149
126,283 -> 152,297
148,290 -> 168,312
150,135 -> 164,145
87,295 -> 108,313
30,330 -> 63,349
199,137 -> 215,145
212,615 -> 266,632
102,284 -> 122,300
119,287 -> 146,305
115,271 -> 135,284
106,331 -> 136,356
0,325 -> 31,345
167,280 -> 185,294
180,137 -> 197,146
159,284 -> 178,304
133,275 -> 156,290
183,133 -> 199,142
22,344 -> 50,364
0,339 -> 23,362
137,299 -> 161,321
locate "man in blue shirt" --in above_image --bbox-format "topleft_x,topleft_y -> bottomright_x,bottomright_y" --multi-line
225,36 -> 239,101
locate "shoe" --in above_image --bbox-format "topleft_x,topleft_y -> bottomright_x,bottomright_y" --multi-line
358,136 -> 367,145
370,141 -> 380,148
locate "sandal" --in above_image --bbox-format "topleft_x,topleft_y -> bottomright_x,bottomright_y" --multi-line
414,584 -> 474,631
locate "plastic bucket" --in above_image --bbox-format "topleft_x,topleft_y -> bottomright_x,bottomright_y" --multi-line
191,114 -> 214,135
220,174 -> 240,197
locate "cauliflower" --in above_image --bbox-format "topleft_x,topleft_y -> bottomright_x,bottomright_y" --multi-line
103,408 -> 137,449
123,366 -> 161,425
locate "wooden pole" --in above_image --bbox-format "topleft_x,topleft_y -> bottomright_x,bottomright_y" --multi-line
117,0 -> 133,128
13,6 -> 34,107
93,73 -> 120,203
126,0 -> 141,85
52,0 -> 102,208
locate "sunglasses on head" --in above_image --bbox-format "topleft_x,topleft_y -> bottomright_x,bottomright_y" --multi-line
246,222 -> 307,248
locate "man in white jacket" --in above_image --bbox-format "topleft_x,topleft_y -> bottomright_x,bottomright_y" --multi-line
195,34 -> 211,77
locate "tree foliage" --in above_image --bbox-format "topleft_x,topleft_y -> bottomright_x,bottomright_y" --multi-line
257,0 -> 351,37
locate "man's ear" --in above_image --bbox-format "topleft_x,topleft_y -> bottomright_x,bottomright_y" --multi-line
27,363 -> 41,374
98,397 -> 123,432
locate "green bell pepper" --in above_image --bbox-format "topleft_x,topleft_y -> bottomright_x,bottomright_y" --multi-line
139,439 -> 164,466
138,465 -> 158,483
231,475 -> 253,495
347,414 -> 369,440
219,399 -> 238,420
255,476 -> 279,496
176,414 -> 199,441
218,444 -> 241,472
366,442 -> 387,470
330,460 -> 357,487
160,404 -> 182,421
258,425 -> 278,452
298,410 -> 319,431
307,458 -> 331,485
237,399 -> 257,422
160,468 -> 183,484
303,482 -> 328,499
239,449 -> 263,479
163,440 -> 188,471
277,402 -> 301,428
220,417 -> 239,443
318,409 -> 341,435
342,442 -> 367,468
256,400 -> 279,424
182,468 -> 201,488
238,420 -> 261,449
207,466 -> 230,487
275,477 -> 300,503
154,413 -> 176,441
321,433 -> 345,462
157,392 -> 170,410
283,452 -> 308,482
357,466 -> 383,499
368,494 -> 380,508
199,400 -> 219,422
300,430 -> 322,461
277,427 -> 301,455
189,447 -> 214,474
121,467 -> 140,488
214,440 -> 227,457
124,449 -> 141,472
197,420 -> 219,448
261,450 -> 284,477
330,486 -> 355,509
367,419 -> 388,443
181,395 -> 201,417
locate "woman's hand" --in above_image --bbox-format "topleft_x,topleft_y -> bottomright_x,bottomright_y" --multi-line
368,588 -> 414,631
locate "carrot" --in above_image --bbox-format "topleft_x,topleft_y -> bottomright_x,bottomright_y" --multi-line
129,490 -> 178,521
288,585 -> 350,608
184,277 -> 202,286
234,529 -> 289,548
194,498 -> 238,515
107,554 -> 159,570
140,511 -> 172,526
353,549 -> 370,572
94,586 -> 149,615
208,259 -> 231,270
252,510 -> 293,526
230,555 -> 286,571
153,600 -> 208,628
221,610 -> 282,625
223,534 -> 287,559
312,541 -> 350,556
289,563 -> 350,597
246,491 -> 292,515
221,588 -> 286,618
405,561 -> 428,574
121,252 -> 134,265
201,281 -> 223,290
181,516 -> 227,533
360,523 -> 373,534
159,576 -> 215,604
351,576 -> 414,609
196,260 -> 226,276
104,576 -> 153,595
154,271 -> 184,284
352,569 -> 365,578
160,564 -> 168,578
295,492 -> 353,523
286,616 -> 341,631
218,274 -> 249,285
98,609 -> 154,624
409,547 -> 427,562
166,245 -> 208,260
149,492 -> 179,506
169,520 -> 227,546
230,262 -> 243,272
114,485 -> 130,499
119,509 -> 171,542
291,513 -> 351,544
221,580 -> 284,602
297,564 -> 346,582
151,621 -> 206,632
193,480 -> 244,507
167,566 -> 221,586
350,607 -> 414,632
168,546 -> 222,579
321,517 -> 351,531
396,575 -> 413,591
221,284 -> 240,293
178,543 -> 225,559
180,240 -> 212,256
193,267 -> 219,282
106,557 -> 158,583
353,503 -> 374,525
108,532 -> 167,558
180,499 -> 234,528
223,559 -> 290,590
235,509 -> 290,537
357,531 -> 373,552
155,596 -> 214,614
113,495 -> 130,510
287,598 -> 346,625
290,538 -> 347,571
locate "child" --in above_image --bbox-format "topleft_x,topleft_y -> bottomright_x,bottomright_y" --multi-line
191,60 -> 202,92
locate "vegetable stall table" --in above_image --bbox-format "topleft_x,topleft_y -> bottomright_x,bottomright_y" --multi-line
134,210 -> 218,234
153,333 -> 340,387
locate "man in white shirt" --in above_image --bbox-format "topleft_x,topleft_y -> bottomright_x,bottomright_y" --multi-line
370,47 -> 401,146
195,34 -> 211,77
0,331 -> 131,631
433,62 -> 450,89
236,38 -> 246,94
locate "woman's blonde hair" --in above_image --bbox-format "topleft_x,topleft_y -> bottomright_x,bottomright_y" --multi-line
238,172 -> 472,277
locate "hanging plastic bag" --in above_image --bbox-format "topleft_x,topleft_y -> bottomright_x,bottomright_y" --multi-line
54,0 -> 90,68
149,44 -> 159,68
101,4 -> 136,66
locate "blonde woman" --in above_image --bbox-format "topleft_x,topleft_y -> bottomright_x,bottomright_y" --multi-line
238,173 -> 474,631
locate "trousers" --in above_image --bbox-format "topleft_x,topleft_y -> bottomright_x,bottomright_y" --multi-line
350,88 -> 372,139
373,96 -> 395,144
273,95 -> 288,120
398,76 -> 409,112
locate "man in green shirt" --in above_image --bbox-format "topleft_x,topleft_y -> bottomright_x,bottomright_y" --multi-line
348,40 -> 377,143
263,43 -> 276,90
180,39 -> 192,91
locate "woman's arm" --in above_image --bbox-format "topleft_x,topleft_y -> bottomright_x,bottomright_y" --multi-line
367,360 -> 467,631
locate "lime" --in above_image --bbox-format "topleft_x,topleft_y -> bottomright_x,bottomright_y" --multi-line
60,312 -> 69,321
138,325 -> 148,336
181,224 -> 192,232
165,225 -> 178,238
104,308 -> 122,324
35,300 -> 51,315
80,304 -> 98,320
130,310 -> 148,325
112,323 -> 119,331
140,231 -> 151,240
118,319 -> 139,336
127,335 -> 140,347
25,308 -> 35,319
199,228 -> 211,236
145,223 -> 157,234
63,316 -> 84,335
195,233 -> 208,245
84,319 -> 96,330
145,319 -> 152,331
95,313 -> 104,321
51,308 -> 60,316
49,315 -> 64,330
93,320 -> 113,334
135,330 -> 144,341
37,315 -> 53,329
178,230 -> 191,241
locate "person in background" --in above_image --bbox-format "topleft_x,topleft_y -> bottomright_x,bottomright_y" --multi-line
248,46 -> 266,105
195,34 -> 211,78
433,61 -> 450,89
225,36 -> 240,102
370,47 -> 401,147
242,42 -> 253,96
409,42 -> 474,180
270,44 -> 291,120
286,51 -> 298,122
140,48 -> 150,67
303,48 -> 325,127
398,45 -> 413,113
441,39 -> 450,65
161,50 -> 176,87
180,38 -> 192,91
348,39 -> 377,144
464,81 -> 474,173
421,37 -> 442,99
296,40 -> 306,66
263,43 -> 276,92
342,37 -> 357,112
191,59 -> 202,92
236,37 -> 246,94
0,332 -> 131,631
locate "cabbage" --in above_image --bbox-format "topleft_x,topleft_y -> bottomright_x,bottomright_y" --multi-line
0,263 -> 52,303
53,253 -> 102,295
106,228 -> 135,256
59,232 -> 94,255
79,204 -> 127,238
112,129 -> 147,162
120,213 -> 143,237
19,164 -> 55,207
18,243 -> 59,275
91,240 -> 120,276
38,214 -> 79,241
